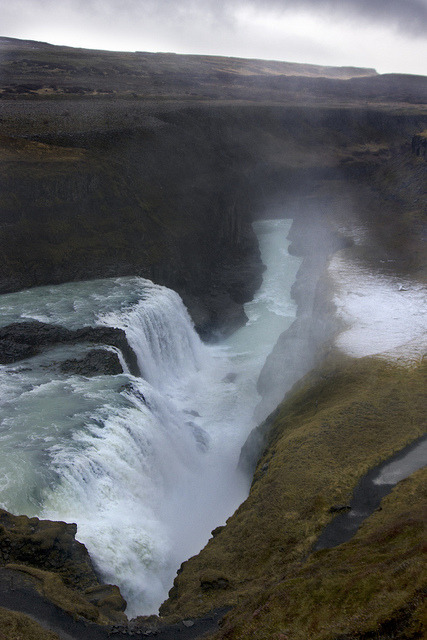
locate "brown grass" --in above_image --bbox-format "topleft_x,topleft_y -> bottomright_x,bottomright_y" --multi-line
160,356 -> 426,627
0,607 -> 60,640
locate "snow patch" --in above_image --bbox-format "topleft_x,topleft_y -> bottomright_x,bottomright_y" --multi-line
329,254 -> 427,361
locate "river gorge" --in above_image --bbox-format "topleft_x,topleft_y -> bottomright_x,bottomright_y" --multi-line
0,37 -> 426,640
0,219 -> 301,617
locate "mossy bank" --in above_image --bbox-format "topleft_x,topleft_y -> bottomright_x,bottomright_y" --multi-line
160,355 -> 426,638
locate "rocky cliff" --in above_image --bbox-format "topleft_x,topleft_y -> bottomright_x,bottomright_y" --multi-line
0,509 -> 127,625
0,121 -> 263,337
2,103 -> 426,337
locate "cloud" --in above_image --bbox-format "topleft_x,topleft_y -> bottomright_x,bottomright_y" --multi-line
242,0 -> 427,36
69,0 -> 427,36
3,0 -> 427,36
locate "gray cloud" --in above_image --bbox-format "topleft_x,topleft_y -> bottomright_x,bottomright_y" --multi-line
3,0 -> 427,36
243,0 -> 427,35
73,0 -> 427,35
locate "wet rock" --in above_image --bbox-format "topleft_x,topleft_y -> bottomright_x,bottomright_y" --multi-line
120,382 -> 147,404
0,509 -> 98,590
189,424 -> 209,450
59,348 -> 123,376
0,320 -> 139,375
223,372 -> 237,383
329,504 -> 352,513
0,321 -> 72,363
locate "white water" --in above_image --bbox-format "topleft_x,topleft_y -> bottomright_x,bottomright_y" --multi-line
373,438 -> 427,486
0,219 -> 300,616
329,253 -> 427,362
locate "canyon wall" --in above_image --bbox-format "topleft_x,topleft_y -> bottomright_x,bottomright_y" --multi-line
1,102 -> 426,337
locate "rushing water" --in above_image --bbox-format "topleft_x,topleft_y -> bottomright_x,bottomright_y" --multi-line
0,219 -> 300,616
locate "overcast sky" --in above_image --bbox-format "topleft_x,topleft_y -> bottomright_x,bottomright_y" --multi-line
2,0 -> 427,75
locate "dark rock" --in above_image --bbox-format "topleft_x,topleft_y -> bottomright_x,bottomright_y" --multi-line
0,509 -> 98,591
0,320 -> 139,376
0,108 -> 265,339
0,321 -> 73,363
182,619 -> 194,627
412,133 -> 427,159
59,349 -> 123,376
120,382 -> 147,405
0,339 -> 36,363
184,409 -> 201,417
329,505 -> 352,513
238,409 -> 279,478
190,425 -> 209,451
70,326 -> 139,376
222,372 -> 237,383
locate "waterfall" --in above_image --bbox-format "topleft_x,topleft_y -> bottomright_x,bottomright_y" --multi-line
0,219 -> 301,616
98,281 -> 204,388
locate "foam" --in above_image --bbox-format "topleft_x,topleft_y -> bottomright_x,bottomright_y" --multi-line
329,254 -> 427,362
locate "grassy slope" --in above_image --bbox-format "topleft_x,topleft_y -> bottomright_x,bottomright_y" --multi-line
0,36 -> 377,101
0,607 -> 60,640
215,465 -> 427,640
160,356 -> 426,622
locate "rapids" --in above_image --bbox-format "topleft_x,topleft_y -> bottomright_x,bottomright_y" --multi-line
0,218 -> 301,616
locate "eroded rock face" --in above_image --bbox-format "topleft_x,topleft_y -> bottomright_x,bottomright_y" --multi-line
0,509 -> 127,623
0,114 -> 264,338
0,510 -> 97,590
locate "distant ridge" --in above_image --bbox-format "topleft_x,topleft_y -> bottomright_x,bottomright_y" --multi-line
132,51 -> 378,80
0,36 -> 377,80
3,35 -> 425,105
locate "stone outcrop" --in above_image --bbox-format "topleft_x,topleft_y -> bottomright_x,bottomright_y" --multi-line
0,510 -> 97,590
0,320 -> 139,375
0,510 -> 127,624
59,348 -> 123,376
